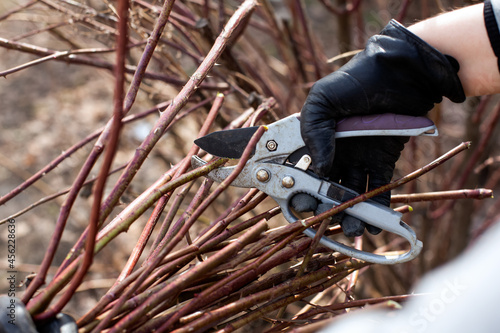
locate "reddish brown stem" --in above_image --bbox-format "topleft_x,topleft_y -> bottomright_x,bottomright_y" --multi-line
121,93 -> 225,278
0,38 -> 226,89
317,0 -> 362,15
293,0 -> 321,80
97,0 -> 257,231
303,142 -> 471,230
22,148 -> 102,303
396,0 -> 412,22
28,157 -> 227,316
34,0 -> 130,320
431,104 -> 500,219
105,125 -> 266,333
266,294 -> 420,332
0,0 -> 38,21
391,189 -> 493,203
0,101 -> 167,207
114,192 -> 172,285
177,262 -> 364,332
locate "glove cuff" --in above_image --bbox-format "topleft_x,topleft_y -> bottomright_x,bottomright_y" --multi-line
380,19 -> 466,104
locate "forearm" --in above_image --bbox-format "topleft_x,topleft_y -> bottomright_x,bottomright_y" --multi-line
409,3 -> 500,96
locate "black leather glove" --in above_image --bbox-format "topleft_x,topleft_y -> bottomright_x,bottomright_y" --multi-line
329,136 -> 408,236
1,296 -> 37,333
298,19 -> 465,237
0,296 -> 77,333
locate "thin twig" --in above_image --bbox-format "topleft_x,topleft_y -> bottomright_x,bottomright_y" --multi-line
0,46 -> 119,77
317,0 -> 362,15
275,217 -> 331,320
266,294 -> 421,332
432,103 -> 500,218
0,165 -> 126,226
390,189 -> 493,203
0,38 -> 227,89
0,0 -> 38,21
0,101 -> 166,207
293,0 -> 321,80
302,142 -> 471,230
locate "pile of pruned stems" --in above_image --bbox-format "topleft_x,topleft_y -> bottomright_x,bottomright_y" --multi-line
0,0 -> 496,332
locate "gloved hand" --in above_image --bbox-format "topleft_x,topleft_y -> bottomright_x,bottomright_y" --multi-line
298,19 -> 465,237
0,296 -> 77,333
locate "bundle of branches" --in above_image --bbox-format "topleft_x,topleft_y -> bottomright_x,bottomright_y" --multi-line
1,0 -> 499,332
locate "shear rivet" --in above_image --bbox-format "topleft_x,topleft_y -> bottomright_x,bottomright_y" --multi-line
256,169 -> 270,182
282,176 -> 295,188
266,140 -> 278,151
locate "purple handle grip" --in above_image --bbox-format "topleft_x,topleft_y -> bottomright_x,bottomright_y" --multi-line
337,113 -> 433,132
335,114 -> 436,137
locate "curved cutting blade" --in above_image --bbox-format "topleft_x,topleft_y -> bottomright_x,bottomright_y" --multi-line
194,126 -> 259,159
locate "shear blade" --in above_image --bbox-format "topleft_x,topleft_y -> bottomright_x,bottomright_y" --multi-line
194,126 -> 259,159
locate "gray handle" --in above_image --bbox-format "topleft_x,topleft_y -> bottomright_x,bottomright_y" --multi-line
269,165 -> 423,265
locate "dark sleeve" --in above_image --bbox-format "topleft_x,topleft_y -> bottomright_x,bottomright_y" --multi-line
484,0 -> 500,71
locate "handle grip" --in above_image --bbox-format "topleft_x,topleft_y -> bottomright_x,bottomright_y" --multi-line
336,113 -> 438,137
281,199 -> 422,265
268,166 -> 423,265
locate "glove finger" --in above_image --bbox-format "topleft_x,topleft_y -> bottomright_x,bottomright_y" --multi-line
365,220 -> 383,235
365,170 -> 393,235
300,78 -> 343,177
290,193 -> 318,212
300,117 -> 337,177
315,202 -> 334,215
367,177 -> 392,206
363,137 -> 407,235
0,296 -> 38,333
37,313 -> 78,333
341,215 -> 366,237
338,166 -> 369,237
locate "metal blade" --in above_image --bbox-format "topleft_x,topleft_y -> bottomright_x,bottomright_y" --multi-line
191,156 -> 253,187
194,126 -> 259,159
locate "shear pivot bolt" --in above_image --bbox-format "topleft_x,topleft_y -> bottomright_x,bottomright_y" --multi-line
266,140 -> 278,151
256,169 -> 270,182
282,176 -> 295,188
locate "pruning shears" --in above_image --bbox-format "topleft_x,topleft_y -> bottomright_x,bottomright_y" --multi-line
191,113 -> 437,264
